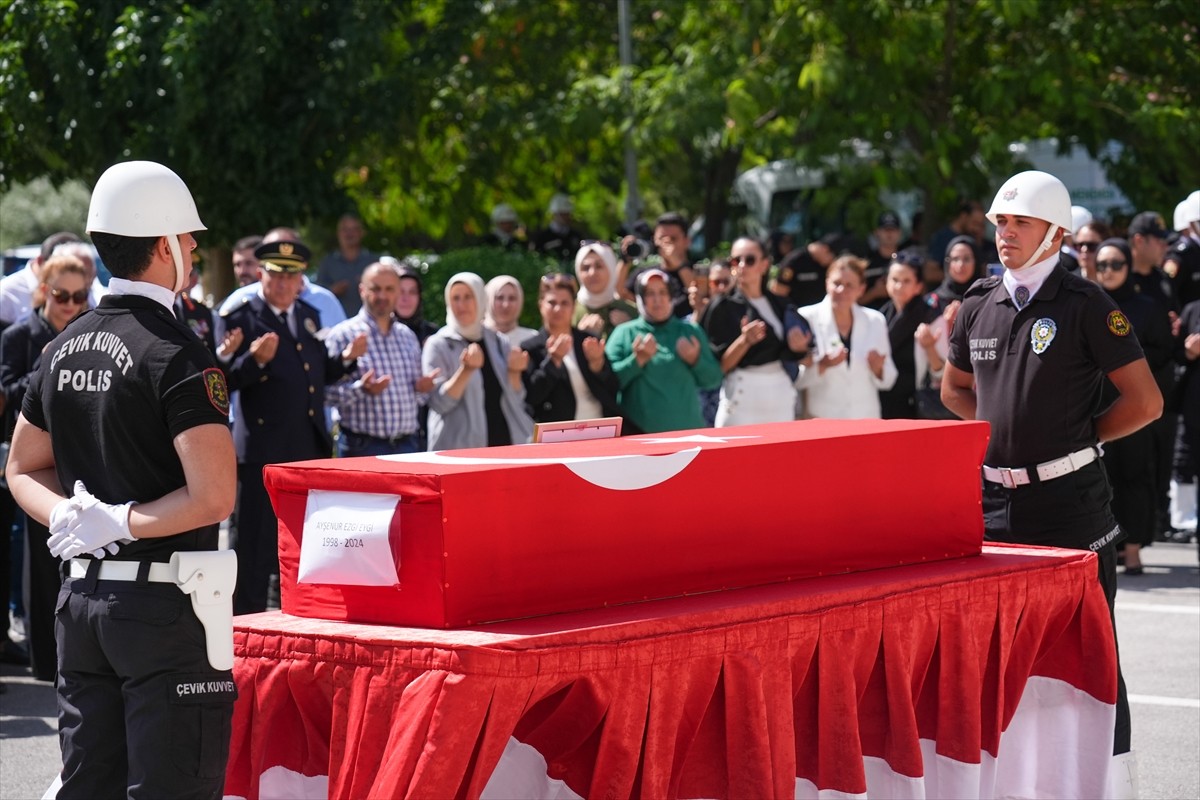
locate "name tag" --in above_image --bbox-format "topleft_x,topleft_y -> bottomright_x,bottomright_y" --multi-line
298,490 -> 400,586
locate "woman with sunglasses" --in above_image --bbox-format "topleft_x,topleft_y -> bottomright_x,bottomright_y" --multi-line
701,237 -> 811,426
0,254 -> 92,682
1093,238 -> 1174,575
1073,221 -> 1111,284
572,241 -> 637,340
521,273 -> 624,427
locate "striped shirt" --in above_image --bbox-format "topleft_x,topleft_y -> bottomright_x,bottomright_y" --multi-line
325,311 -> 427,438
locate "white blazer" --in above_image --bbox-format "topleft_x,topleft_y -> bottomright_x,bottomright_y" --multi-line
795,298 -> 897,419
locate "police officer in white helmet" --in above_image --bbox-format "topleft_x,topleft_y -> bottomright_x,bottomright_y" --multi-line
941,170 -> 1162,797
7,161 -> 238,798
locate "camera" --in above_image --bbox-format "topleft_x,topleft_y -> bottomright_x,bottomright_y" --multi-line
622,238 -> 653,260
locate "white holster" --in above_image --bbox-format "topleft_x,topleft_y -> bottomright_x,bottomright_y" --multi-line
171,550 -> 238,671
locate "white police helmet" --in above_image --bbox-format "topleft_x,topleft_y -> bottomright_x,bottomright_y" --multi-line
548,193 -> 573,215
491,203 -> 519,224
87,161 -> 205,237
986,170 -> 1073,233
1070,205 -> 1093,235
87,161 -> 204,293
1176,190 -> 1200,231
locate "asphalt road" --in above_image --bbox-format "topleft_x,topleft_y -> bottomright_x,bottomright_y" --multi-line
3,541 -> 1198,799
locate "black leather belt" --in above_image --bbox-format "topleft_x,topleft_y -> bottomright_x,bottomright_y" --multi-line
341,426 -> 416,446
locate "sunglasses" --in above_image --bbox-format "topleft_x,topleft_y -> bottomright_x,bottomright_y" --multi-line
579,240 -> 613,251
1095,259 -> 1127,272
710,278 -> 732,288
1076,241 -> 1101,253
49,287 -> 90,305
730,254 -> 760,267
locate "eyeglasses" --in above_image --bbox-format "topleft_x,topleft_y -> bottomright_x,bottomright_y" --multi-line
579,240 -> 613,251
49,287 -> 90,305
1095,259 -> 1127,272
710,278 -> 732,288
1076,241 -> 1101,253
729,254 -> 759,267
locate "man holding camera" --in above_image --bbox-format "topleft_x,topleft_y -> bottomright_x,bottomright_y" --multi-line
622,212 -> 695,319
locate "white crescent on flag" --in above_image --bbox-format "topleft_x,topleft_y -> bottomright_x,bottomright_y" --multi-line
377,447 -> 703,491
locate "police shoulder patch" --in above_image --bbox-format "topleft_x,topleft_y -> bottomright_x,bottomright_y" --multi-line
1107,310 -> 1132,337
780,267 -> 794,281
203,368 -> 230,415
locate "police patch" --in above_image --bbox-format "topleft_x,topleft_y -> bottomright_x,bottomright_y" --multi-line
1030,317 -> 1057,354
203,368 -> 230,415
1107,310 -> 1132,337
780,267 -> 794,281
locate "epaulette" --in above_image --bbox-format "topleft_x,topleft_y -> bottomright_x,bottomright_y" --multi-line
219,294 -> 252,317
963,275 -> 1000,298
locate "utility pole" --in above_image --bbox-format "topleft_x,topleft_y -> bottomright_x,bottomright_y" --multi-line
618,0 -> 642,228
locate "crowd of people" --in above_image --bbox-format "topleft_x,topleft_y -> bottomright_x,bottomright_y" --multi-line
2,186 -> 1199,684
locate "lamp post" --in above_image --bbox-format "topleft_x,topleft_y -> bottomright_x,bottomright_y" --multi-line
618,0 -> 642,228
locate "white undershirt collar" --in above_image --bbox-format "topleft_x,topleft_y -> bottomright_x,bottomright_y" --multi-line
1002,252 -> 1060,307
106,277 -> 176,312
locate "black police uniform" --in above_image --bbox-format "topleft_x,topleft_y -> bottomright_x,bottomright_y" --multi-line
1166,235 -> 1200,309
217,294 -> 352,613
175,293 -> 217,357
773,249 -> 828,309
947,262 -> 1146,754
22,293 -> 235,798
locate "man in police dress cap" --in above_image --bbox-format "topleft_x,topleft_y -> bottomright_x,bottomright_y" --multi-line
216,239 -> 366,614
941,170 -> 1163,797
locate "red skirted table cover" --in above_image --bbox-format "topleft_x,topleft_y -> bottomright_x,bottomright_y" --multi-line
224,544 -> 1117,799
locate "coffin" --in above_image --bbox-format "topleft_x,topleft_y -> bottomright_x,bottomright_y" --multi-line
264,419 -> 989,627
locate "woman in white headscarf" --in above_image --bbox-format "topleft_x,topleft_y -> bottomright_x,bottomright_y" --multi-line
422,272 -> 534,450
483,274 -> 537,347
572,241 -> 637,340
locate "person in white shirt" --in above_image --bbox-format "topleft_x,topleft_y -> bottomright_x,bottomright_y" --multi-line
796,255 -> 897,418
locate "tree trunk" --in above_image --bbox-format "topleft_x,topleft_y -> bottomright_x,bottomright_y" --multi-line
701,146 -> 744,257
198,246 -> 234,308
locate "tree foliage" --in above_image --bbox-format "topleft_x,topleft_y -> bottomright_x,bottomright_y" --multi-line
2,0 -> 1196,269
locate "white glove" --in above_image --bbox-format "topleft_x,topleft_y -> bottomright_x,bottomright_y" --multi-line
47,481 -> 135,561
49,497 -> 74,536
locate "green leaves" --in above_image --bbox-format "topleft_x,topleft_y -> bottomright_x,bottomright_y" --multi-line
1,0 -> 1196,265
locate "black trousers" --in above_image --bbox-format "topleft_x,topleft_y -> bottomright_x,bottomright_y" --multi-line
234,463 -> 275,615
25,517 -> 60,681
56,569 -> 235,799
981,461 -> 1131,755
1149,413 -> 1177,532
1103,427 -> 1157,548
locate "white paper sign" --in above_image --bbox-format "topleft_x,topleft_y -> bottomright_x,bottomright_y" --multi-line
298,490 -> 400,586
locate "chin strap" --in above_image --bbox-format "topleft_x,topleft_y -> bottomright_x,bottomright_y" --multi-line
165,234 -> 187,294
1016,225 -> 1062,271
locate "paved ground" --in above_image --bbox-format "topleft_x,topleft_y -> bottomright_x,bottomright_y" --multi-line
2,541 -> 1198,799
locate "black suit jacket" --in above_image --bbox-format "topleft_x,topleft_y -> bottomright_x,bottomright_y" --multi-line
0,310 -> 57,440
217,295 -> 352,463
521,328 -> 624,425
175,294 -> 217,356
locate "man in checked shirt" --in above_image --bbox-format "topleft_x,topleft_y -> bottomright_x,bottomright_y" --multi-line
325,261 -> 440,456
